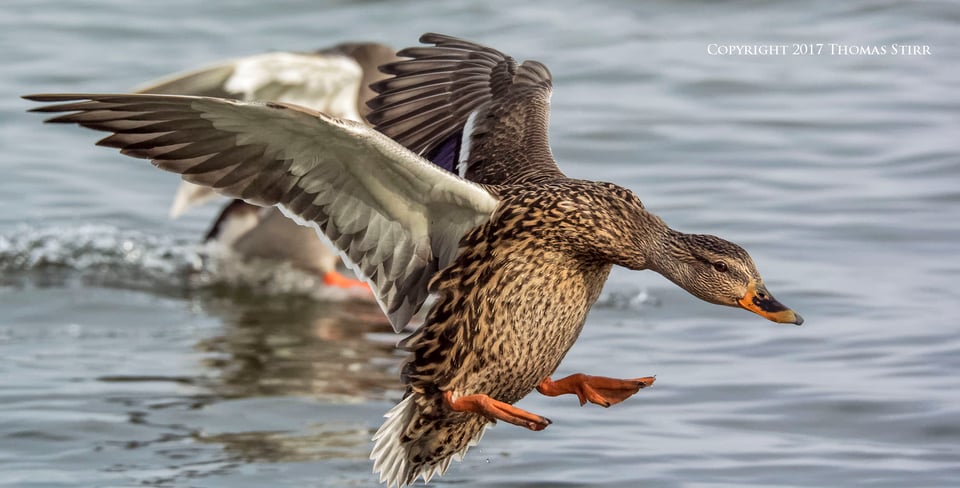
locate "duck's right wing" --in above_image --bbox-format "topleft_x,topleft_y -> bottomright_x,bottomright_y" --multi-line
26,93 -> 500,331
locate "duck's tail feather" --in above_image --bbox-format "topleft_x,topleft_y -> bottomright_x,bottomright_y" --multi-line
371,392 -> 490,486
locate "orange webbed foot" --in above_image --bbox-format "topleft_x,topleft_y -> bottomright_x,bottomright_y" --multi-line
537,373 -> 655,407
443,390 -> 551,431
322,270 -> 370,290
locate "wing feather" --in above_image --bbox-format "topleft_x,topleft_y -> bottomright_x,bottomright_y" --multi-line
26,93 -> 499,331
367,33 -> 565,185
137,50 -> 375,218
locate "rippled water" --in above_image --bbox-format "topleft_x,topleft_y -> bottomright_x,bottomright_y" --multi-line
2,1 -> 959,486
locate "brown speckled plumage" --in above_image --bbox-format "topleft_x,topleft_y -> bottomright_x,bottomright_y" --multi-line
373,180 -> 666,484
404,182 -> 640,399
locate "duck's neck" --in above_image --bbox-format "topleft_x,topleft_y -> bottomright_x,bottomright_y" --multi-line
618,214 -> 693,284
647,227 -> 698,284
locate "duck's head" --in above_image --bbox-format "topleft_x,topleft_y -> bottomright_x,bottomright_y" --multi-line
657,232 -> 803,325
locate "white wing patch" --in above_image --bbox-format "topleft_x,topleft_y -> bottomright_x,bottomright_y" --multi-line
457,110 -> 479,178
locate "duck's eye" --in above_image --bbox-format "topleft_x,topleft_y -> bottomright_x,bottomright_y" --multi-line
713,261 -> 728,273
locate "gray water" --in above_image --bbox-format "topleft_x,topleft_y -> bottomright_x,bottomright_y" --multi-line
2,1 -> 959,486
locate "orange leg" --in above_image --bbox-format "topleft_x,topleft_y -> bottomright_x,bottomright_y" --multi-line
443,391 -> 551,431
537,373 -> 655,407
322,270 -> 370,290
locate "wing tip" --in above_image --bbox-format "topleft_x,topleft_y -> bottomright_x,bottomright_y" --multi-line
418,32 -> 446,44
23,93 -> 88,116
23,93 -> 83,102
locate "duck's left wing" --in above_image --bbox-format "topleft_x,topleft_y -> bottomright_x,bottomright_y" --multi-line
26,93 -> 500,331
366,33 -> 565,186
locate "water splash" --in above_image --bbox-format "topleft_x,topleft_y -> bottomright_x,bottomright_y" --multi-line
0,223 -> 200,292
0,224 -> 367,302
595,287 -> 660,311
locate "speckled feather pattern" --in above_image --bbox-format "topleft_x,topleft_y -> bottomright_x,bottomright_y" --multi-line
374,180 -> 664,484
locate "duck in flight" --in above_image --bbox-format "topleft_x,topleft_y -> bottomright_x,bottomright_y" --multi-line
141,42 -> 398,288
27,33 -> 802,487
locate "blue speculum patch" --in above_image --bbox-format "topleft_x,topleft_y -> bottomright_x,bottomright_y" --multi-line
426,130 -> 462,174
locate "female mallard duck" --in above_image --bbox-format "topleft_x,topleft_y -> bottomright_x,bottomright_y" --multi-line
143,42 -> 398,289
27,33 -> 802,487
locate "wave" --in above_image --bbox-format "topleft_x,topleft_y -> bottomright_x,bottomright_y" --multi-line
595,287 -> 659,312
0,223 -> 365,302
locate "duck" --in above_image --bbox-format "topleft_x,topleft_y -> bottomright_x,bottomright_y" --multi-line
26,32 -> 803,487
139,42 -> 399,288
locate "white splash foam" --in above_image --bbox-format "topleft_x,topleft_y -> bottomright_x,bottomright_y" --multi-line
0,223 -> 371,302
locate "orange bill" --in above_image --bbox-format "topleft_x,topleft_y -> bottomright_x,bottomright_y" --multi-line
738,280 -> 803,325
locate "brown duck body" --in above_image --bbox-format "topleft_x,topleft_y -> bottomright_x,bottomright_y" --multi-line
376,180 -> 661,481
375,50 -> 632,458
365,35 -> 801,485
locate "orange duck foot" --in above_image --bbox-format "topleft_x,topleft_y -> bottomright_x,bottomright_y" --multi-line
443,390 -> 551,431
537,373 -> 656,407
322,270 -> 370,290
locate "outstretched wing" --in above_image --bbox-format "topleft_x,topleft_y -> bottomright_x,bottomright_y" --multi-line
366,33 -> 565,185
26,93 -> 500,331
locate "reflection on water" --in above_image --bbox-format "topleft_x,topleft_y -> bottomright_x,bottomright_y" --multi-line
0,223 -> 408,480
204,426 -> 369,464
84,288 -> 404,484
185,294 -> 403,468
192,294 -> 400,401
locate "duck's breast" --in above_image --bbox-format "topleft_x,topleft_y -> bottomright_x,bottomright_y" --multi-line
404,231 -> 612,405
